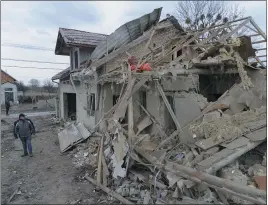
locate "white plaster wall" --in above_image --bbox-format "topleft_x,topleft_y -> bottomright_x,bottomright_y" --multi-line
1,82 -> 18,104
59,82 -> 97,129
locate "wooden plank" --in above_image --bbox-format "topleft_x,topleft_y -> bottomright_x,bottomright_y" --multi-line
195,136 -> 226,150
135,147 -> 266,204
85,176 -> 134,204
136,100 -> 168,139
197,148 -> 236,170
101,154 -> 109,187
205,141 -> 263,174
221,136 -> 250,149
245,127 -> 267,141
156,80 -> 182,132
252,40 -> 266,44
217,19 -> 250,42
249,18 -> 267,40
97,136 -> 104,185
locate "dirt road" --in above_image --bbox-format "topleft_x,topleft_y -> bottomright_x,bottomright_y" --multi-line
1,114 -> 107,204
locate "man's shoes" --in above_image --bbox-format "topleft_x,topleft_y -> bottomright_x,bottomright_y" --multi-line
21,153 -> 28,157
29,153 -> 33,157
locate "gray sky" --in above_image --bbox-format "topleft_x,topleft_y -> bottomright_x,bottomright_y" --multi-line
1,1 -> 266,85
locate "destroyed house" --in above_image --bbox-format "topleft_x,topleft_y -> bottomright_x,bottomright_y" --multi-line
54,8 -> 267,204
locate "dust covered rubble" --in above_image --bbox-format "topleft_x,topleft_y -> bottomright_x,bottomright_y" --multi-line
52,19 -> 267,205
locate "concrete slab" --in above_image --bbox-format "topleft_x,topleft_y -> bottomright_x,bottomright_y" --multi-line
174,95 -> 201,128
58,123 -> 84,152
246,127 -> 267,142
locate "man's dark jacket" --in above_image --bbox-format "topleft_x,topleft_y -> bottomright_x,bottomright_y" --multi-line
14,118 -> 35,138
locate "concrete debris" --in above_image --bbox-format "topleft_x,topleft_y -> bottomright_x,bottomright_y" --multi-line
53,11 -> 266,204
248,164 -> 267,177
219,164 -> 251,204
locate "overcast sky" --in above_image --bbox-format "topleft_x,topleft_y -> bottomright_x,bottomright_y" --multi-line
1,1 -> 266,85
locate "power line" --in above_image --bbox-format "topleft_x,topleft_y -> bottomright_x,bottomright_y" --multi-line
1,58 -> 69,65
1,43 -> 54,51
2,65 -> 64,71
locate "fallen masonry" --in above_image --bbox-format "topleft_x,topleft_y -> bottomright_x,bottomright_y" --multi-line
54,8 -> 267,205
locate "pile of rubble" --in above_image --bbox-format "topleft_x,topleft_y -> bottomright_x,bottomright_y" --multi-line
61,69 -> 266,204
55,9 -> 267,204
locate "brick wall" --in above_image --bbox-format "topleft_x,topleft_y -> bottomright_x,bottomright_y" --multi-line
1,71 -> 16,84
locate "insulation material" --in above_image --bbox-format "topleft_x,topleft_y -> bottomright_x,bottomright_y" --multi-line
190,107 -> 266,145
111,128 -> 129,179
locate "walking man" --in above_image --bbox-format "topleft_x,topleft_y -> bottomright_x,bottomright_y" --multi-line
5,99 -> 11,116
15,114 -> 34,157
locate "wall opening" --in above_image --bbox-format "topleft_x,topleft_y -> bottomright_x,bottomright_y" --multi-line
139,91 -> 147,114
87,93 -> 96,116
63,93 -> 76,120
199,74 -> 240,102
113,95 -> 120,106
165,95 -> 176,130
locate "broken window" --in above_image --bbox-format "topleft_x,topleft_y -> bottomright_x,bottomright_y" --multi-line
139,91 -> 147,113
87,93 -> 95,116
166,95 -> 176,129
166,95 -> 175,112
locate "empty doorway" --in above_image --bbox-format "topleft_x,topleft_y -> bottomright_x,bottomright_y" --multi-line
63,93 -> 76,120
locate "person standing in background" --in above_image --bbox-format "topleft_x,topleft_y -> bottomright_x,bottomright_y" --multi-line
5,98 -> 11,116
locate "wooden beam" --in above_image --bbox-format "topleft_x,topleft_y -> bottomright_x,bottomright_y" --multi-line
256,48 -> 267,51
217,18 -> 250,42
97,136 -> 104,185
85,176 -> 134,204
155,80 -> 183,133
249,18 -> 267,40
205,140 -> 264,174
248,33 -> 261,37
257,55 -> 267,58
252,40 -> 266,44
134,147 -> 266,204
255,56 -> 266,67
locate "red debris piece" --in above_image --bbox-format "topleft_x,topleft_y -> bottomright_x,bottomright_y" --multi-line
140,63 -> 152,71
254,176 -> 267,191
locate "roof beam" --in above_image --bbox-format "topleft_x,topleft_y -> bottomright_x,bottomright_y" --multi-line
249,18 -> 267,40
217,18 -> 250,42
252,40 -> 266,44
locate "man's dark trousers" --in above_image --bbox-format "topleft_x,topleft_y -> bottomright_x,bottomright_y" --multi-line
6,106 -> 9,115
19,136 -> 32,155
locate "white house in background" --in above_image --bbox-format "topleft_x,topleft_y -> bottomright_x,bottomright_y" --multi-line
1,70 -> 19,105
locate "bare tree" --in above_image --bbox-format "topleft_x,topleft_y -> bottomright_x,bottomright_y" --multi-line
28,79 -> 40,88
28,79 -> 40,104
16,81 -> 27,92
43,79 -> 56,98
175,1 -> 244,31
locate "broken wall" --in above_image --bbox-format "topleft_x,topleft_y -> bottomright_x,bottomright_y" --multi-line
59,82 -> 97,129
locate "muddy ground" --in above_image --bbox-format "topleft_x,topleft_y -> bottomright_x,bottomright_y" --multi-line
1,113 -> 112,204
